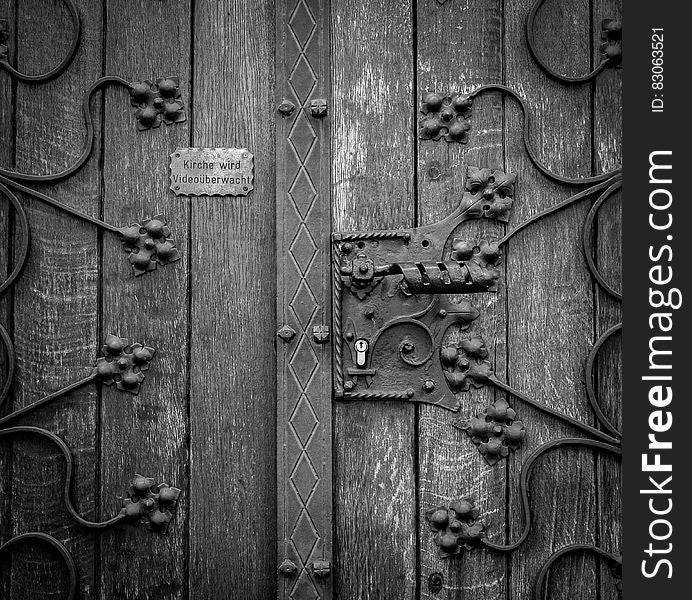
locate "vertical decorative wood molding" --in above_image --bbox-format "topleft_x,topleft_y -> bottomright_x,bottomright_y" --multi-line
276,1 -> 333,599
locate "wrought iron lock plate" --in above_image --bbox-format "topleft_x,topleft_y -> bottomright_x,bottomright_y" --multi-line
332,167 -> 516,412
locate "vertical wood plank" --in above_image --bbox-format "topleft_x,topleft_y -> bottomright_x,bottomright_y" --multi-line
504,0 -> 597,598
416,0 -> 507,598
7,0 -> 102,598
0,0 -> 16,596
100,1 -> 190,597
331,2 -> 416,598
593,0 -> 622,598
189,1 -> 276,598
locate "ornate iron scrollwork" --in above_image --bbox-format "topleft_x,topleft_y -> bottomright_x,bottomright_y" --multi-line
0,2 -> 188,590
526,0 -> 622,83
0,332 -> 182,583
0,0 -> 81,83
0,532 -> 78,600
334,77 -> 622,596
332,164 -> 516,412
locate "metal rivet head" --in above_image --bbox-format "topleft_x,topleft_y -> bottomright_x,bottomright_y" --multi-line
312,325 -> 330,344
423,380 -> 436,393
279,559 -> 298,576
278,100 -> 295,116
428,572 -> 444,594
310,98 -> 328,118
277,325 -> 296,342
312,560 -> 331,579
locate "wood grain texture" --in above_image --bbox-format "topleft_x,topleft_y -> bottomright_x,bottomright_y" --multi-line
100,1 -> 190,598
593,1 -> 622,598
8,0 -> 102,598
504,0 -> 598,598
0,1 -> 15,596
416,0 -> 507,598
331,2 -> 416,598
189,2 -> 276,598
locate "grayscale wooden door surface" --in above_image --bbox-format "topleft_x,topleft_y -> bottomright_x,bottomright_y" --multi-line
0,0 -> 621,599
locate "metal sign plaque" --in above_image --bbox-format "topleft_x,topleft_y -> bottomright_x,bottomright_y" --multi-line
170,147 -> 254,196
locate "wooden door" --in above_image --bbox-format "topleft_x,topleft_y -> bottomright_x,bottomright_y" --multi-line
0,1 -> 621,599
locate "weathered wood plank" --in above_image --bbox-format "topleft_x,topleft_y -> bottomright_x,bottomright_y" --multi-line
100,1 -> 190,597
504,0 -> 598,598
8,0 -> 102,598
0,1 -> 16,596
331,2 -> 416,598
189,2 -> 276,598
593,0 -> 622,598
416,0 -> 507,598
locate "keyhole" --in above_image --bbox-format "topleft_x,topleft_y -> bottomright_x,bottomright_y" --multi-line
355,339 -> 369,368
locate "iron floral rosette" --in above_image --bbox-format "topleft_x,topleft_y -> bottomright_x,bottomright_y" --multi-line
459,166 -> 516,222
92,334 -> 155,394
440,335 -> 494,391
129,77 -> 186,130
121,474 -> 181,534
454,397 -> 526,465
419,92 -> 473,143
600,19 -> 622,67
117,214 -> 182,276
426,498 -> 485,558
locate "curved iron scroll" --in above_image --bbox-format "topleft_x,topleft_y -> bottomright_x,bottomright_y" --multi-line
0,3 -> 186,592
0,532 -> 78,600
0,0 -> 81,84
526,0 -> 621,84
338,74 -> 623,594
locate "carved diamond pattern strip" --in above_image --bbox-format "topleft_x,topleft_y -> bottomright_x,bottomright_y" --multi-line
280,1 -> 328,597
289,113 -> 317,162
288,335 -> 319,389
289,224 -> 318,274
289,55 -> 317,105
289,395 -> 319,446
289,168 -> 318,217
289,0 -> 317,49
290,453 -> 319,505
291,571 -> 320,600
289,281 -> 319,330
290,510 -> 319,565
